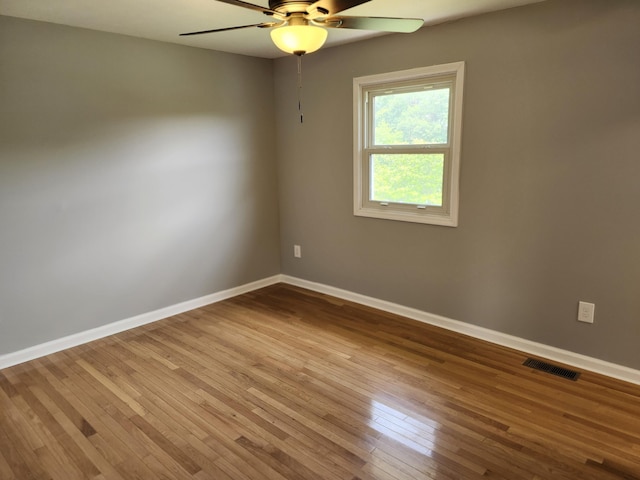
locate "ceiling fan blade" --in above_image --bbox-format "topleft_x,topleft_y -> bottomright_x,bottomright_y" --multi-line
321,16 -> 423,33
214,0 -> 278,16
180,22 -> 276,36
309,0 -> 371,16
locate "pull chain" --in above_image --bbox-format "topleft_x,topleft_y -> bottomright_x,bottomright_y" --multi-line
297,53 -> 304,124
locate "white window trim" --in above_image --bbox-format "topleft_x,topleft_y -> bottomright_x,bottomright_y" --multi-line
353,62 -> 465,227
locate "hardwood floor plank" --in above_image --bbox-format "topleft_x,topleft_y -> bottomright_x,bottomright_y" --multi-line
0,408 -> 54,479
0,387 -> 45,453
74,359 -> 146,417
1,283 -> 639,479
129,415 -> 202,475
250,403 -> 365,477
0,447 -> 17,480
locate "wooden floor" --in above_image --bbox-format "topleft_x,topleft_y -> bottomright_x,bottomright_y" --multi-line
1,284 -> 639,480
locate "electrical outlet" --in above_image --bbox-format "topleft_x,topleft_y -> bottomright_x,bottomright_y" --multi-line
294,245 -> 302,258
577,301 -> 595,324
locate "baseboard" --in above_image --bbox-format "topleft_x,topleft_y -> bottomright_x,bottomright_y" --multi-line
0,275 -> 283,370
281,275 -> 640,386
4,273 -> 639,386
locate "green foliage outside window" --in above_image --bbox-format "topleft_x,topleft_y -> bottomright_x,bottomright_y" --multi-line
371,88 -> 450,206
371,154 -> 444,206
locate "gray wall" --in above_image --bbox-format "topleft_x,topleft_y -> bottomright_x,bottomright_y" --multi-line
2,0 -> 639,371
0,16 -> 281,354
274,0 -> 640,369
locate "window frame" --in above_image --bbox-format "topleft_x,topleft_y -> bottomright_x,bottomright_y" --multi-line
353,62 -> 465,227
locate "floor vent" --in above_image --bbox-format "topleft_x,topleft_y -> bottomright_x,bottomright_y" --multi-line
523,358 -> 580,381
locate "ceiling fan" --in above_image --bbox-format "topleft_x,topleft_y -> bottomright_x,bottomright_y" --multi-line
180,0 -> 424,55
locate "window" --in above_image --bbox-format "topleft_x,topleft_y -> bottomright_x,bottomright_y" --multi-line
353,62 -> 465,226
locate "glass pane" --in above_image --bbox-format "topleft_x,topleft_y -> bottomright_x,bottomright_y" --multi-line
373,88 -> 450,145
370,154 -> 444,206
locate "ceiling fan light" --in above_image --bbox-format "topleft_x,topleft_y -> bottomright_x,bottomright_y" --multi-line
270,25 -> 328,55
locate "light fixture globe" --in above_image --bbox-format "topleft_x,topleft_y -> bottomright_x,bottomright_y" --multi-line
270,23 -> 328,55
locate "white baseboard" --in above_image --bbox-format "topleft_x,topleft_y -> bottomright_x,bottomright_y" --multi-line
0,275 -> 282,370
3,273 -> 639,386
281,275 -> 640,386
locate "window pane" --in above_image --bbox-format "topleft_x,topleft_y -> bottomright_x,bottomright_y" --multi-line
373,88 -> 450,145
370,154 -> 444,206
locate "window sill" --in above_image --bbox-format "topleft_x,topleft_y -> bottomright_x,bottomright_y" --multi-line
354,205 -> 458,227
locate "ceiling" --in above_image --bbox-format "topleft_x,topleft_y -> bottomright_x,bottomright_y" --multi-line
0,0 -> 545,58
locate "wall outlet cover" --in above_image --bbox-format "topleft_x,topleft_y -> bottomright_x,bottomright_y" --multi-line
577,301 -> 595,324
